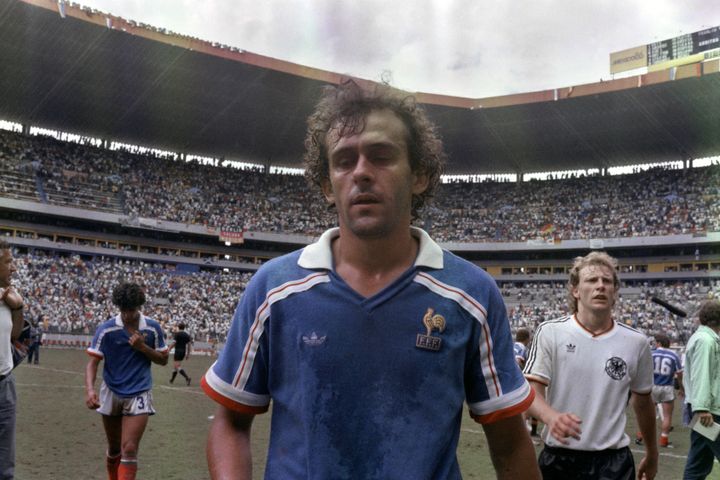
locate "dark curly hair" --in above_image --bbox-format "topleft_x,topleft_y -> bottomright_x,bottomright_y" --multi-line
112,282 -> 146,311
304,80 -> 446,220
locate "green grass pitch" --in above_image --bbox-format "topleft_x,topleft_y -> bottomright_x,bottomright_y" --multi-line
12,349 -> 718,479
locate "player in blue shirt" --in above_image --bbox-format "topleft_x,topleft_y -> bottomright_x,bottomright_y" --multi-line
85,282 -> 168,480
202,81 -> 540,479
514,327 -> 531,368
651,333 -> 683,447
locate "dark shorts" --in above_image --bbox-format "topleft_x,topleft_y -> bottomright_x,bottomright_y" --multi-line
538,445 -> 635,480
173,349 -> 186,362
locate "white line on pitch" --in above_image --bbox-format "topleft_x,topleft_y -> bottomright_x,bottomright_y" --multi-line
461,429 -> 688,459
17,366 -> 206,396
16,364 -> 79,375
16,383 -> 84,388
630,448 -> 687,459
156,385 -> 206,395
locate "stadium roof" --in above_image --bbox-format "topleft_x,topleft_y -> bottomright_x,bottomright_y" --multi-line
2,0 -> 720,175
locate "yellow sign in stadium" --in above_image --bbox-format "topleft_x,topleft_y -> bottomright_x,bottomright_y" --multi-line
610,45 -> 648,74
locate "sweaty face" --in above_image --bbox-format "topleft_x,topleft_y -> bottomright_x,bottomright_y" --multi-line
0,248 -> 15,288
572,264 -> 617,315
322,109 -> 428,239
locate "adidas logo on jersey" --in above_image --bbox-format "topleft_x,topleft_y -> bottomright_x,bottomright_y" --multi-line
302,332 -> 326,346
566,343 -> 576,353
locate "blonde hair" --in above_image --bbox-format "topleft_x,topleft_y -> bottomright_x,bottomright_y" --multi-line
567,251 -> 619,313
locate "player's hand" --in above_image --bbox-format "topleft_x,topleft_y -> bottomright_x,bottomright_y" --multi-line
547,411 -> 582,445
637,452 -> 658,479
85,390 -> 100,410
128,331 -> 147,350
2,286 -> 24,310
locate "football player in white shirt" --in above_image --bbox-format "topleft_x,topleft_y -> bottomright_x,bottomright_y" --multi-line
524,252 -> 658,480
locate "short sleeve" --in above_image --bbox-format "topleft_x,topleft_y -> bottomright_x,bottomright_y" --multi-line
201,273 -> 271,414
523,323 -> 554,386
631,337 -> 654,394
465,283 -> 534,424
86,323 -> 105,359
152,321 -> 168,352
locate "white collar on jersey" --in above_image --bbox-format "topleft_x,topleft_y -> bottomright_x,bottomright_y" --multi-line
114,313 -> 148,330
297,226 -> 444,271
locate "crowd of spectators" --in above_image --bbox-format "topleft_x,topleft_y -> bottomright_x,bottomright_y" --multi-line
428,167 -> 720,242
14,250 -> 252,343
7,249 -> 717,345
503,279 -> 719,344
0,130 -> 718,243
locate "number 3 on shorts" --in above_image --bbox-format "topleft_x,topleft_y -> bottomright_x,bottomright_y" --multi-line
136,396 -> 145,410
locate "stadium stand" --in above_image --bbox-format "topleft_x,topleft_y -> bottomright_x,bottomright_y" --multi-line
503,280 -> 720,344
1,129 -> 719,242
13,249 -> 252,343
8,248 -> 717,344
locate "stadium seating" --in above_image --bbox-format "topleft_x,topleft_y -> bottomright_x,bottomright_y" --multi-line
1,129 -> 718,243
8,249 -> 716,343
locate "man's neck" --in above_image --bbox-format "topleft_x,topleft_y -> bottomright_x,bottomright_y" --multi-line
123,318 -> 140,331
334,227 -> 418,272
575,309 -> 614,335
332,228 -> 419,297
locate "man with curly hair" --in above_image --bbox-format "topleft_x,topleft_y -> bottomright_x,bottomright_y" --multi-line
85,282 -> 168,480
203,81 -> 539,479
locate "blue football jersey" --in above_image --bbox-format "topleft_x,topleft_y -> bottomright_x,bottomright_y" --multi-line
202,228 -> 532,479
514,341 -> 528,365
88,314 -> 168,397
652,347 -> 682,386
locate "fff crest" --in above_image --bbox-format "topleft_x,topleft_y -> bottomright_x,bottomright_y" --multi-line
416,307 -> 446,352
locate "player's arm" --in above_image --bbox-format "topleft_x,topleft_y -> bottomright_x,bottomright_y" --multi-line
207,405 -> 254,480
128,331 -> 169,365
686,339 -> 716,428
3,286 -> 25,340
675,369 -> 684,397
526,379 -> 582,444
483,413 -> 541,479
631,391 -> 658,480
84,355 -> 102,409
10,308 -> 24,342
674,353 -> 684,396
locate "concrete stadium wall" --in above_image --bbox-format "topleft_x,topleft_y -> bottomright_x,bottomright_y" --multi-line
41,333 -> 218,356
